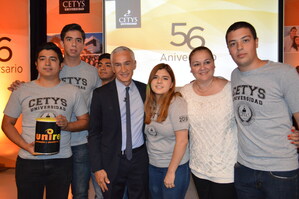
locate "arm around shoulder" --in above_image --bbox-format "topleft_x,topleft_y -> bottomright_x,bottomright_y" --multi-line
7,80 -> 25,91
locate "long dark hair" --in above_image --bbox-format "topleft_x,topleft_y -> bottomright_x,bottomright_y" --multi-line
292,36 -> 299,51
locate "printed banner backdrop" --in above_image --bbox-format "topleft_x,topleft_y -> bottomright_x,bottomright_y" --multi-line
47,0 -> 103,67
105,0 -> 280,86
283,0 -> 299,67
0,1 -> 30,167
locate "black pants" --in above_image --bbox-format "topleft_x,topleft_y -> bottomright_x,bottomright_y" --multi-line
192,173 -> 237,199
103,145 -> 149,199
16,156 -> 72,199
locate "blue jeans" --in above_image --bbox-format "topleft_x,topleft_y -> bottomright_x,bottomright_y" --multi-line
234,162 -> 298,199
149,162 -> 190,199
16,156 -> 72,199
91,172 -> 104,199
71,144 -> 91,199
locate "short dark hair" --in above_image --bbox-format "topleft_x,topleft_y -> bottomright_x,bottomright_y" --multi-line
189,46 -> 214,65
60,23 -> 86,42
225,21 -> 257,44
36,42 -> 63,64
98,53 -> 111,61
290,26 -> 297,32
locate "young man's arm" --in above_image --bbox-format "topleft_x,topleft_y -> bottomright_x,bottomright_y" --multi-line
1,115 -> 35,154
55,113 -> 89,132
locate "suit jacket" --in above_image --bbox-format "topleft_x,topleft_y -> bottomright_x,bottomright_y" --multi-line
88,79 -> 147,182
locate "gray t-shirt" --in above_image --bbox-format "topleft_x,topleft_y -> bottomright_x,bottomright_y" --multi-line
3,81 -> 88,159
60,61 -> 101,146
145,96 -> 189,167
231,61 -> 299,171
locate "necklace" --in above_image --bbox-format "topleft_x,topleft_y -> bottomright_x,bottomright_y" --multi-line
194,77 -> 214,94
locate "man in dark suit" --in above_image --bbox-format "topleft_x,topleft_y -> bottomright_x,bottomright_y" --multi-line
88,46 -> 149,199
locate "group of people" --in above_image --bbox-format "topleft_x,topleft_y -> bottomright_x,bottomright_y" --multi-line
284,26 -> 299,52
1,21 -> 299,199
3,24 -> 109,199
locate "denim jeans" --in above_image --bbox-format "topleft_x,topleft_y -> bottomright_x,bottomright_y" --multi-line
15,156 -> 72,199
149,162 -> 190,199
234,162 -> 298,199
71,144 -> 91,199
91,172 -> 103,199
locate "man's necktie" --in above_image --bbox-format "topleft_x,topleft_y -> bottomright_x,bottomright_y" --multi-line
125,87 -> 132,160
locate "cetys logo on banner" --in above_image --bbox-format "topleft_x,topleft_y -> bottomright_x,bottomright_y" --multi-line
116,0 -> 141,28
59,0 -> 90,14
